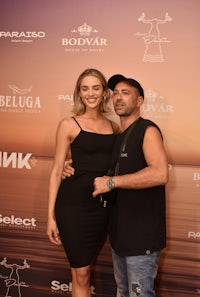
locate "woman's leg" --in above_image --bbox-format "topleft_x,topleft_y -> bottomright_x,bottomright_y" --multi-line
71,265 -> 91,297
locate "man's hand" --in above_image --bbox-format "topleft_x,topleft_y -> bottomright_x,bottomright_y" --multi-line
62,159 -> 75,179
93,176 -> 111,198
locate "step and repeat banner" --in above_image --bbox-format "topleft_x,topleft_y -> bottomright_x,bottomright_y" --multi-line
0,1 -> 200,296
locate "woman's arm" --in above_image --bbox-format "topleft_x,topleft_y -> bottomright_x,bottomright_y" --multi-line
47,118 -> 72,245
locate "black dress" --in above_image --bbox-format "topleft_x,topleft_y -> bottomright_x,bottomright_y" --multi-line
55,118 -> 116,268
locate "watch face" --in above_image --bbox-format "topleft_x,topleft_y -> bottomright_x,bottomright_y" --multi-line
107,177 -> 115,189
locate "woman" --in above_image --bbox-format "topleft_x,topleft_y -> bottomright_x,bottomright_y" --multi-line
47,68 -> 118,297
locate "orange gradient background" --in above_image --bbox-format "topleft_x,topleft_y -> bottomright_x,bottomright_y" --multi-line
0,1 -> 200,296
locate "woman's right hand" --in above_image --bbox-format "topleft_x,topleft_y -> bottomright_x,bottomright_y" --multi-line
47,217 -> 61,245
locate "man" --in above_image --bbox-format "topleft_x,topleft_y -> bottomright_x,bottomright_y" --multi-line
93,74 -> 168,297
64,74 -> 169,297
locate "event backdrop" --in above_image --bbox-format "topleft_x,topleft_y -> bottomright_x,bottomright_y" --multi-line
0,0 -> 200,296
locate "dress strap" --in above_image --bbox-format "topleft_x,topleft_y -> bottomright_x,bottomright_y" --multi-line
72,116 -> 82,130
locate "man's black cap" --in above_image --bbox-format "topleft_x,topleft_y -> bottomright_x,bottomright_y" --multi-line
108,74 -> 144,98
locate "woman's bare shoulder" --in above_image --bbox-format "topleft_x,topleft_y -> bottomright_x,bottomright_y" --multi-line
58,116 -> 75,127
56,117 -> 78,135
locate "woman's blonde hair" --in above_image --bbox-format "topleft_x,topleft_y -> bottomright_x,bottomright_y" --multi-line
72,68 -> 110,115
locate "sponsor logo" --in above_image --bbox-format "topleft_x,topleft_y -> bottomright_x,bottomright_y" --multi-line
0,85 -> 41,114
141,88 -> 174,119
188,231 -> 200,239
0,152 -> 37,169
136,13 -> 172,62
51,280 -> 95,295
193,172 -> 200,188
0,31 -> 45,43
0,257 -> 30,297
61,22 -> 107,52
0,214 -> 36,229
58,94 -> 74,105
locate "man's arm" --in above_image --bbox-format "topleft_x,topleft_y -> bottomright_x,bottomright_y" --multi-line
93,126 -> 169,197
62,158 -> 74,178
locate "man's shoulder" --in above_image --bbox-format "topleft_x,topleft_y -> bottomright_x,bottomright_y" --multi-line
139,117 -> 163,138
139,117 -> 161,129
140,117 -> 156,125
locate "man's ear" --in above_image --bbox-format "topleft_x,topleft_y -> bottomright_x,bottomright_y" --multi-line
137,96 -> 144,107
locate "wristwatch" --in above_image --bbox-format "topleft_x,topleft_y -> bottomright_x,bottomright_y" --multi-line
107,176 -> 115,190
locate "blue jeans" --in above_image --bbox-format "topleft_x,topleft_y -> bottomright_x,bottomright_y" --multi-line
112,249 -> 160,297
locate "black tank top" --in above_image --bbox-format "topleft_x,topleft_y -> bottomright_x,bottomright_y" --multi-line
109,117 -> 166,256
